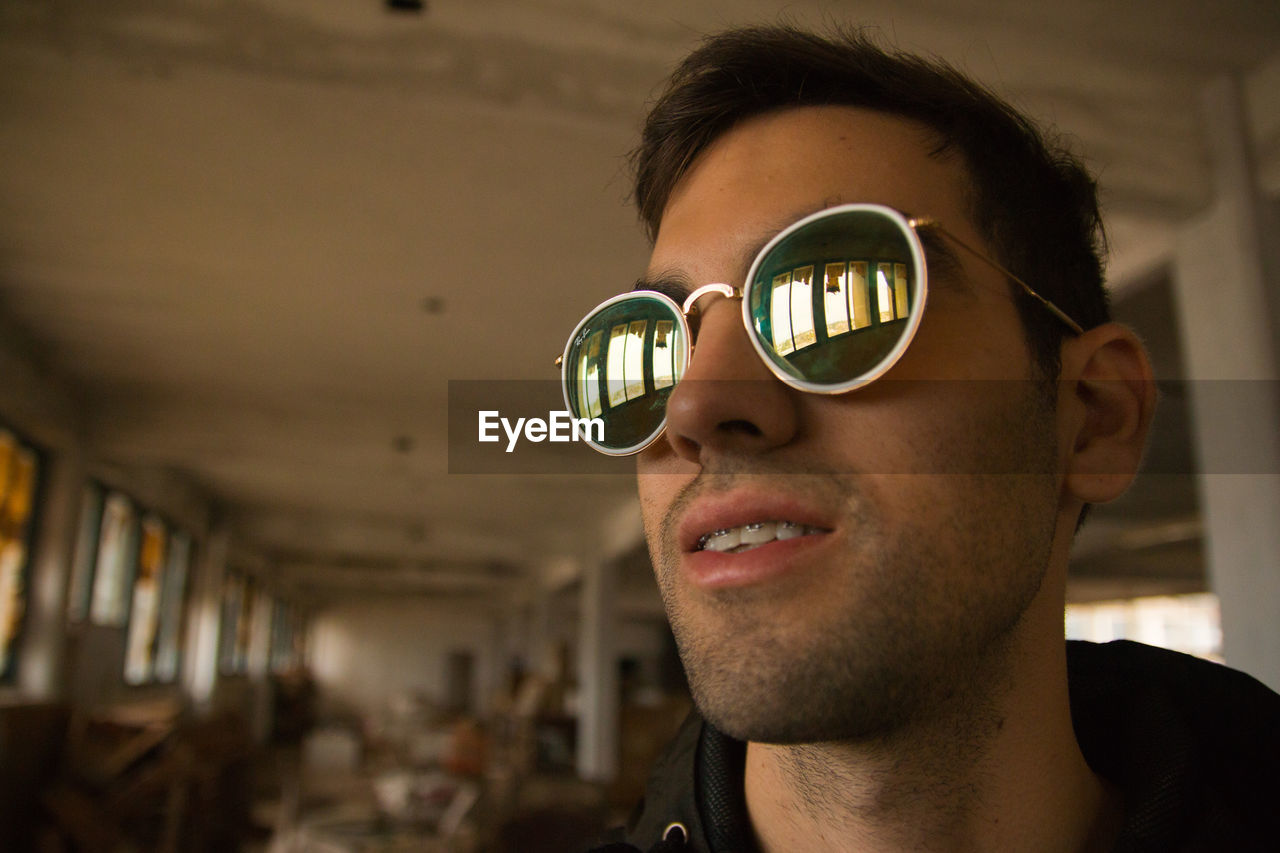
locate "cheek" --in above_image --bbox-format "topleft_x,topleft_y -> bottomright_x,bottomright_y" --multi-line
811,389 -> 950,476
814,375 -> 1057,480
636,478 -> 663,539
636,464 -> 683,550
916,295 -> 1036,381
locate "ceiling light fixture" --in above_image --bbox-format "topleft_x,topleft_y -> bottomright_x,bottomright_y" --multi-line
385,0 -> 426,13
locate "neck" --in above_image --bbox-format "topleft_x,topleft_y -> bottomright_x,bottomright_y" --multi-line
744,596 -> 1122,853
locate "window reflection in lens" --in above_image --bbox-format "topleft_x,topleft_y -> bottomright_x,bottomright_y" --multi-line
770,272 -> 794,356
823,262 -> 851,336
624,320 -> 648,402
566,295 -> 686,452
748,210 -> 917,385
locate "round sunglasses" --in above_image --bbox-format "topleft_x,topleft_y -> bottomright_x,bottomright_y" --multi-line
558,203 -> 1083,456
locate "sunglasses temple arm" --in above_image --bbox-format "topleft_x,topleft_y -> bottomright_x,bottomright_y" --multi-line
1023,289 -> 1086,336
918,220 -> 1085,336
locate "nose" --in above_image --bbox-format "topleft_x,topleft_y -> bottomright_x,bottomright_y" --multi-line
662,294 -> 799,464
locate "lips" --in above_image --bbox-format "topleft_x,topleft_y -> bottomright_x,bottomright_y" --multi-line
675,491 -> 836,589
679,491 -> 835,555
696,520 -> 827,553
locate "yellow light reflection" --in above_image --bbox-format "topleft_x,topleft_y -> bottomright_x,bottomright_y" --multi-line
824,262 -> 851,336
893,263 -> 909,318
849,262 -> 871,329
790,265 -> 816,350
876,264 -> 895,323
771,272 -> 794,355
576,331 -> 603,418
124,516 -> 167,685
606,325 -> 628,407
653,320 -> 676,389
624,320 -> 647,401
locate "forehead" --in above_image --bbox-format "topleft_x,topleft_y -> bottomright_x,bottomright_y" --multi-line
649,106 -> 976,283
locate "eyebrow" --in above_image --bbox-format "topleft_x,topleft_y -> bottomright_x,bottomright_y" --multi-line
630,216 -> 808,304
910,221 -> 967,289
631,271 -> 696,304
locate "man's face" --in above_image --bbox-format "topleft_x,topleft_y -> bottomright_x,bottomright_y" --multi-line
637,106 -> 1067,743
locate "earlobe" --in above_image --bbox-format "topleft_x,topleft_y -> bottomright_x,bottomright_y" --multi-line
1060,323 -> 1157,504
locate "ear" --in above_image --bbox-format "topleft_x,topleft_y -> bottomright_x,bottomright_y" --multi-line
1058,323 -> 1157,504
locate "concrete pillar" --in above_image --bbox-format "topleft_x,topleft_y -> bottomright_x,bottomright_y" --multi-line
246,584 -> 275,741
1171,74 -> 1280,691
246,584 -> 273,677
183,525 -> 230,713
576,555 -> 618,782
16,446 -> 85,699
528,578 -> 555,680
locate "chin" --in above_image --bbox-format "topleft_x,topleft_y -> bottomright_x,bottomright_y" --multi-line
683,651 -> 919,745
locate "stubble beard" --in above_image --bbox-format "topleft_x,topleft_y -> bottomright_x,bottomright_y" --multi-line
648,388 -> 1060,746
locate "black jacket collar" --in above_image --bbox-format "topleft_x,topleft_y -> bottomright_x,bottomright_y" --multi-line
603,641 -> 1280,853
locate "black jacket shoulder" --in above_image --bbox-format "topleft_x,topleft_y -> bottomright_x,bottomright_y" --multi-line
1065,640 -> 1280,850
592,641 -> 1280,852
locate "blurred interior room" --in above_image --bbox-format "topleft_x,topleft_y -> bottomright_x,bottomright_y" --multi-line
1,1 -> 1278,850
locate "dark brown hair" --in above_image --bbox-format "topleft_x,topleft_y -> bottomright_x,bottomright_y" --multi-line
631,25 -> 1110,378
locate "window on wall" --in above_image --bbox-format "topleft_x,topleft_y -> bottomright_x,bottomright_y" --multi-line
123,516 -> 167,685
219,571 -> 255,676
65,482 -> 196,685
1,427 -> 42,683
218,571 -> 241,675
89,492 -> 138,628
66,484 -> 104,623
237,577 -> 257,673
270,599 -> 305,674
1066,593 -> 1223,661
152,532 -> 192,683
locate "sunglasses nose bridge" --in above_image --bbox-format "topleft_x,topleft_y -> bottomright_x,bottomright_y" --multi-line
677,295 -> 773,389
681,282 -> 741,316
662,297 -> 800,462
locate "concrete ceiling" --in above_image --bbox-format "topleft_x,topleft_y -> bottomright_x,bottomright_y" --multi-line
1,0 -> 1277,604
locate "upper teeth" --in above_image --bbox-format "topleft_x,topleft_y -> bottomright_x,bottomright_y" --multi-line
696,521 -> 821,553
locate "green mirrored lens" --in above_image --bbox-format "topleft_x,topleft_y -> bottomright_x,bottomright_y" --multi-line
746,209 -> 919,386
564,294 -> 687,452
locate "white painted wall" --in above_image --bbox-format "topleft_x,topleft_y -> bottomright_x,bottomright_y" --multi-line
308,597 -> 501,719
